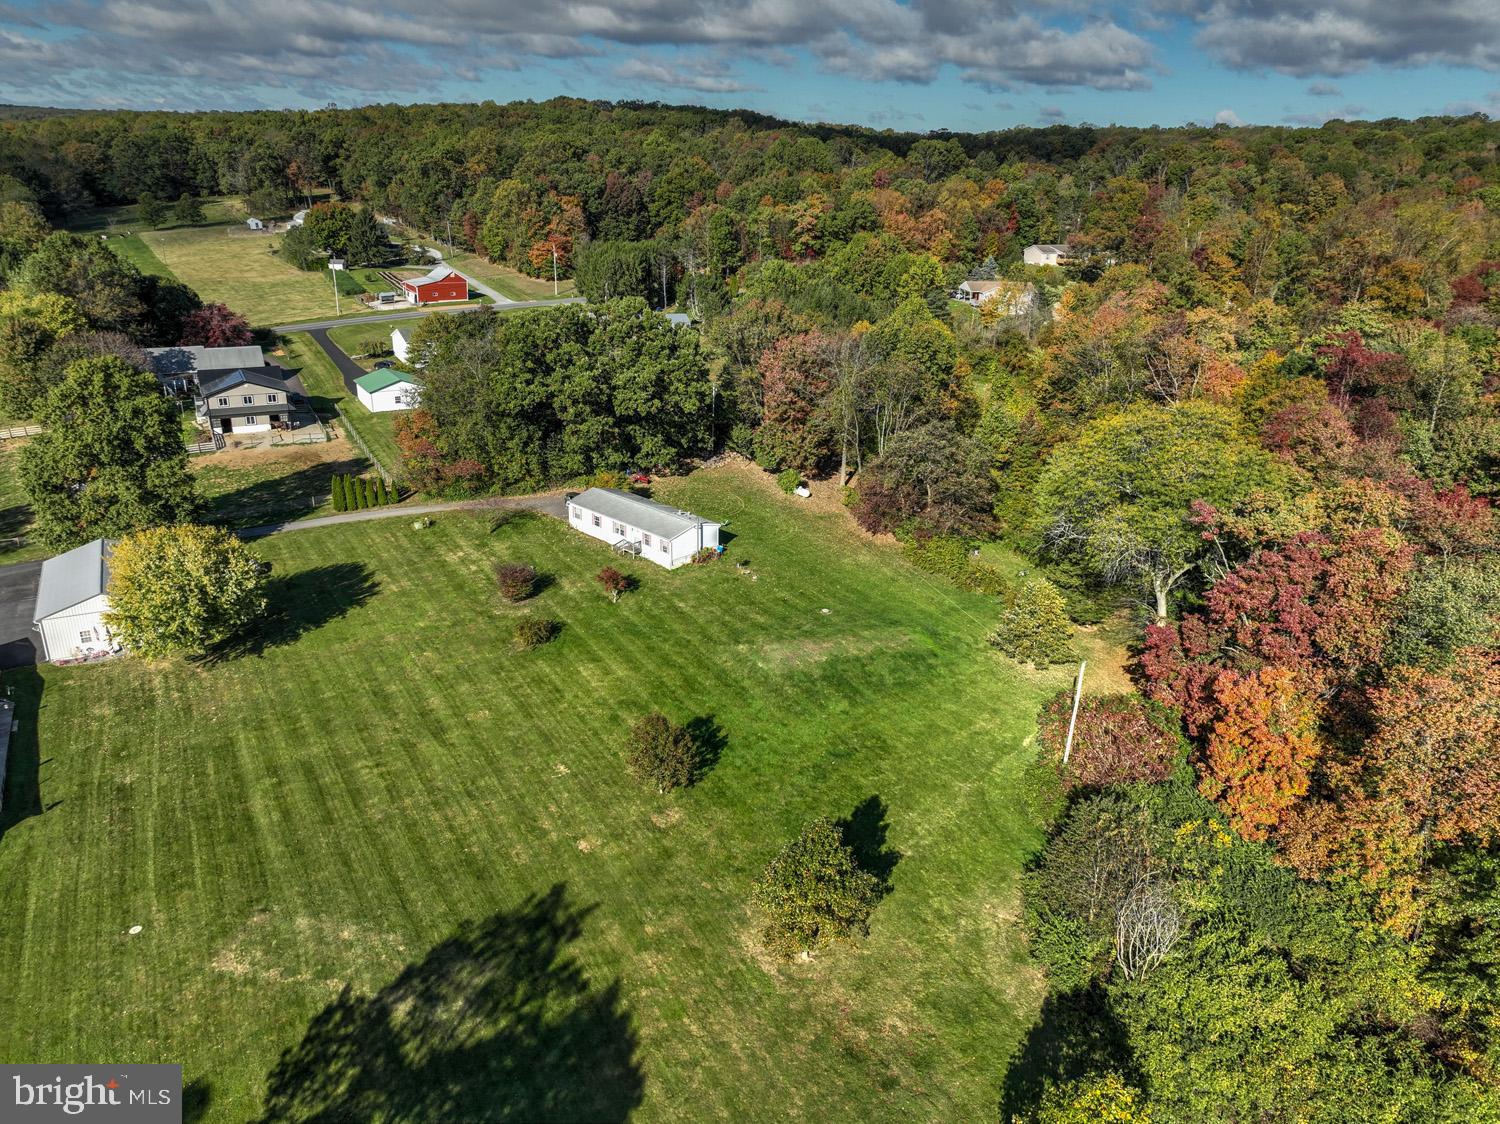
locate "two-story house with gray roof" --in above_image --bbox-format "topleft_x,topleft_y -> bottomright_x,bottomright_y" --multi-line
197,367 -> 295,434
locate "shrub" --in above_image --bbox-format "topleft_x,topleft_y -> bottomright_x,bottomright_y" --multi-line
513,615 -> 557,650
373,477 -> 387,506
989,576 -> 1073,666
777,468 -> 801,494
330,475 -> 346,512
625,712 -> 699,792
495,563 -> 537,602
1036,692 -> 1186,790
596,566 -> 631,602
752,818 -> 880,961
900,534 -> 1010,596
364,477 -> 378,508
691,547 -> 717,565
352,477 -> 369,510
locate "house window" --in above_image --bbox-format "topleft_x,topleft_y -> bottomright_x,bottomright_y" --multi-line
267,393 -> 278,402
244,416 -> 257,424
217,397 -> 229,406
591,514 -> 601,528
78,629 -> 93,643
242,395 -> 254,405
613,522 -> 626,536
642,533 -> 652,547
570,507 -> 580,521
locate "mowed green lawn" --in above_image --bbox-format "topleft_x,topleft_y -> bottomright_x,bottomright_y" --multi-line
0,470 -> 1060,1121
279,333 -> 403,474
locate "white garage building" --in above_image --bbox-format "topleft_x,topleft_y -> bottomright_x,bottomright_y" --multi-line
355,369 -> 423,412
566,488 -> 721,570
32,538 -> 120,664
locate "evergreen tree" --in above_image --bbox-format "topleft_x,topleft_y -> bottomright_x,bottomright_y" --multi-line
330,474 -> 346,512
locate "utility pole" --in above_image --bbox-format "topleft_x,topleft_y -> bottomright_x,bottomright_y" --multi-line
1062,661 -> 1087,766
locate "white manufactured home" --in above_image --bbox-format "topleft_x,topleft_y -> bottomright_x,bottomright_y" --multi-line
566,488 -> 721,570
32,538 -> 119,664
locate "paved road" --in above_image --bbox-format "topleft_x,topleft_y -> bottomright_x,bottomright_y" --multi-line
238,493 -> 568,540
271,296 -> 583,335
0,560 -> 41,669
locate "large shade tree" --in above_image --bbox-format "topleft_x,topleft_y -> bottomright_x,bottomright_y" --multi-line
19,356 -> 197,548
1035,401 -> 1289,619
104,524 -> 268,658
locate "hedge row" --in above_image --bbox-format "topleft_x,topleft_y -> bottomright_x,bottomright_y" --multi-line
330,474 -> 399,511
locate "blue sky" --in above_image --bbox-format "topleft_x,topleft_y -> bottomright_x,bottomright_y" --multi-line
0,1 -> 1497,130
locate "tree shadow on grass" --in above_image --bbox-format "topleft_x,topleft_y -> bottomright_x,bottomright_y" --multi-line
182,1077 -> 212,1124
684,714 -> 726,780
836,794 -> 902,894
0,664 -> 45,847
200,562 -> 378,664
998,985 -> 1138,1121
255,884 -> 643,1123
200,458 -> 369,528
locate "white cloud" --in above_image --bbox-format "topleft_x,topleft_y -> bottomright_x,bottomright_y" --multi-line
0,0 -> 1162,107
1213,107 -> 1243,125
1186,0 -> 1500,77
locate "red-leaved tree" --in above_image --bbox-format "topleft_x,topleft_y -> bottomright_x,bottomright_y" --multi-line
179,302 -> 252,348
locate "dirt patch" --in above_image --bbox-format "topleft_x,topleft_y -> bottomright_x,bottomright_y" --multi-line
650,807 -> 683,829
199,433 -> 360,472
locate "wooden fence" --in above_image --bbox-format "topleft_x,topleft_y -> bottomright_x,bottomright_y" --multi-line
0,425 -> 41,441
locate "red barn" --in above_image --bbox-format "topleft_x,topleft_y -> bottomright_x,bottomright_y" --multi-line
402,264 -> 469,305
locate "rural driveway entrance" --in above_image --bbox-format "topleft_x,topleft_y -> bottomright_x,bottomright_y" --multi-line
306,327 -> 368,395
0,560 -> 41,668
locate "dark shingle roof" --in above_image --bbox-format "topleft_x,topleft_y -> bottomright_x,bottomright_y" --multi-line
198,367 -> 290,399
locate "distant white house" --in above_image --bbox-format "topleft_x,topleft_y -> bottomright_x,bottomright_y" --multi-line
664,312 -> 692,328
952,278 -> 1037,316
246,217 -> 265,231
32,538 -> 119,664
290,209 -> 308,227
355,369 -> 422,412
566,488 -> 721,570
1023,243 -> 1069,267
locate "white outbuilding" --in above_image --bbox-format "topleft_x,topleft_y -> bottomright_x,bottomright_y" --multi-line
391,328 -> 411,364
355,369 -> 422,412
246,217 -> 265,231
566,488 -> 721,570
32,538 -> 120,664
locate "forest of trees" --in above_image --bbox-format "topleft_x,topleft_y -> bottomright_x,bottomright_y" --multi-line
2,97 -> 1500,1117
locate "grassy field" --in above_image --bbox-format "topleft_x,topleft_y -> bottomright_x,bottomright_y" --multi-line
444,250 -> 577,300
0,440 -> 44,563
192,437 -> 371,528
136,226 -> 349,326
0,468 -> 1065,1121
277,333 -> 403,474
65,196 -> 249,234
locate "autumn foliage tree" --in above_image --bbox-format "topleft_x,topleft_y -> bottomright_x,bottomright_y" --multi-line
179,302 -> 252,348
1282,650 -> 1500,927
1196,667 -> 1322,842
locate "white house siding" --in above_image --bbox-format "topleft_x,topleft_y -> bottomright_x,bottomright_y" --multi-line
357,383 -> 420,412
566,501 -> 720,569
37,595 -> 112,663
391,330 -> 410,363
